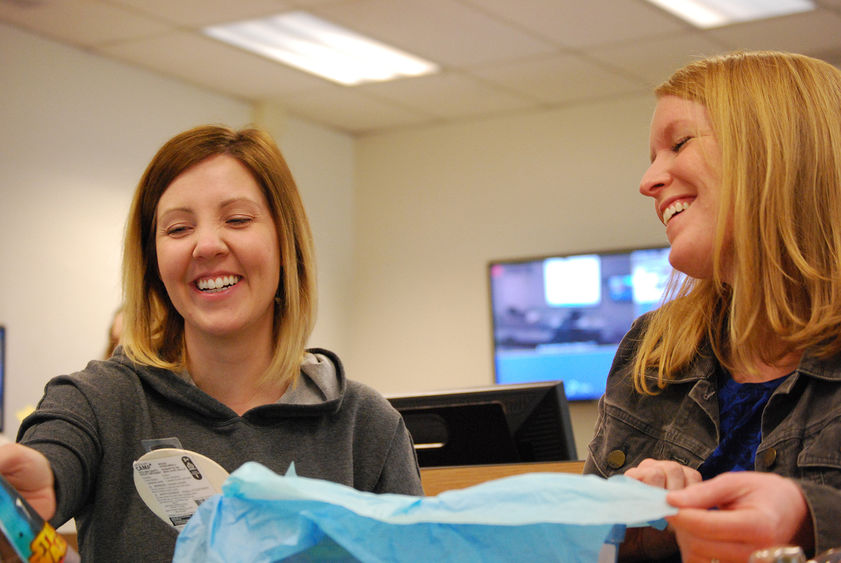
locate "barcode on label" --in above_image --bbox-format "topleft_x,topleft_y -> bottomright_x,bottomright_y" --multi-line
169,515 -> 193,526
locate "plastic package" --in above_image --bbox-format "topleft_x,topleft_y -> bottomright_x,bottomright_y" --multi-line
174,462 -> 678,563
0,473 -> 79,563
750,546 -> 806,563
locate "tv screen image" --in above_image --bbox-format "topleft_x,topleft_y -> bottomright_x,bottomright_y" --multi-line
489,247 -> 678,401
388,381 -> 576,467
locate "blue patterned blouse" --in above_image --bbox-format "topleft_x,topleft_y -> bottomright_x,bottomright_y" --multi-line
698,367 -> 790,480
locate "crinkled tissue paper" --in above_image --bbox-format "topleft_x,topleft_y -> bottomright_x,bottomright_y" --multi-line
173,462 -> 676,562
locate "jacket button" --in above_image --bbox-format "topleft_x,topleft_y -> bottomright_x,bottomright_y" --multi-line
607,449 -> 626,469
759,448 -> 777,467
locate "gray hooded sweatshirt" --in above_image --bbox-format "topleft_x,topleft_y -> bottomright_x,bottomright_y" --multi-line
18,347 -> 422,561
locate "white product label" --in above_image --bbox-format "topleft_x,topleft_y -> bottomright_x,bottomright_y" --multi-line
133,453 -> 219,529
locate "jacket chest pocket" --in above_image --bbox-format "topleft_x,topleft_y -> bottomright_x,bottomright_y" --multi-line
589,406 -> 709,476
788,420 -> 841,487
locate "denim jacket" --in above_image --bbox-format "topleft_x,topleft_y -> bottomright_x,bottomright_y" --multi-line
584,316 -> 841,554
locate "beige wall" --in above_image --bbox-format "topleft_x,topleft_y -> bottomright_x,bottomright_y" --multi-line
258,106 -> 357,359
349,100 -> 669,455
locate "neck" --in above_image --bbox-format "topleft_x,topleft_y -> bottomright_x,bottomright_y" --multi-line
184,325 -> 284,414
730,349 -> 802,383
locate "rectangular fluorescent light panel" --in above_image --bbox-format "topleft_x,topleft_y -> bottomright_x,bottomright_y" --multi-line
204,11 -> 439,86
645,0 -> 814,28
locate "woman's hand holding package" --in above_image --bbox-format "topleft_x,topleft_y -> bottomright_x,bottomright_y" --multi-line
625,458 -> 703,490
618,458 -> 702,561
666,472 -> 813,563
0,443 -> 56,520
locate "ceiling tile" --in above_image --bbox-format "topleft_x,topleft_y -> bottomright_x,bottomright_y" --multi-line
357,72 -> 537,119
465,0 -> 689,48
100,31 -> 327,99
588,32 -> 731,86
106,0 -> 293,27
2,0 -> 839,135
470,54 -> 647,105
311,0 -> 558,66
0,0 -> 168,47
707,8 -> 841,55
276,86 -> 435,134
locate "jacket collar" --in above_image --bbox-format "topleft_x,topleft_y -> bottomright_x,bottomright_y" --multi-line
642,346 -> 841,388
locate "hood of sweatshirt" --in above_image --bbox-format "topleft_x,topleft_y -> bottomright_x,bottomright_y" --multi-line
107,347 -> 347,424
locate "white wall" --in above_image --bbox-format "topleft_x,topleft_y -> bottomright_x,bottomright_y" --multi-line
1,22 -> 671,459
350,100 -> 670,455
273,115 -> 356,359
0,24 -> 355,438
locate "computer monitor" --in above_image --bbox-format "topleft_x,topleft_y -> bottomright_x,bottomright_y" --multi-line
489,246 -> 679,401
388,381 -> 577,467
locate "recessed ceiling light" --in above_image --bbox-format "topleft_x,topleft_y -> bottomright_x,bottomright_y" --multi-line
645,0 -> 815,28
203,11 -> 439,86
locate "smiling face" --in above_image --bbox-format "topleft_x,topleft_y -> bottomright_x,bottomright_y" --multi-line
639,95 -> 724,280
155,154 -> 281,344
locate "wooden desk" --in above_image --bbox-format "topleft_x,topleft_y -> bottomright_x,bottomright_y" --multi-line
420,460 -> 585,496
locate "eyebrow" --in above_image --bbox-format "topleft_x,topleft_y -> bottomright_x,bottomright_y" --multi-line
648,119 -> 690,162
157,197 -> 262,218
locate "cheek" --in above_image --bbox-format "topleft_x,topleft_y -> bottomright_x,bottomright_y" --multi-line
155,240 -> 182,290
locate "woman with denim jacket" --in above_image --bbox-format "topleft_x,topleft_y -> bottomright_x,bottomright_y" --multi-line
584,51 -> 841,562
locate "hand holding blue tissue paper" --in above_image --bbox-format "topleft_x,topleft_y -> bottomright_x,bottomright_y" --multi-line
173,462 -> 677,562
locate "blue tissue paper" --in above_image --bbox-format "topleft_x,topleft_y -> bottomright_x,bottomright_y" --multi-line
173,462 -> 676,562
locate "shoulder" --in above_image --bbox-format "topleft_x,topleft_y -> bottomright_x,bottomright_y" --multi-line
603,313 -> 652,391
343,380 -> 402,420
616,311 -> 654,353
48,356 -> 141,391
303,348 -> 401,420
43,353 -> 184,407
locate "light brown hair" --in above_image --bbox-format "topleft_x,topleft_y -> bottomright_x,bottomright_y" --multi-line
121,125 -> 317,386
634,51 -> 841,393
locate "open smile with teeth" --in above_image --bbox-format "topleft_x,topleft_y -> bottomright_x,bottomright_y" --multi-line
663,201 -> 691,226
196,275 -> 241,293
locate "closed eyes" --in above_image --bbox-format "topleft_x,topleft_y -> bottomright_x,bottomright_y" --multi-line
672,136 -> 692,152
226,216 -> 254,227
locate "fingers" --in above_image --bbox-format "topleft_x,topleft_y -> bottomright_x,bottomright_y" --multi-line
673,526 -> 757,563
0,443 -> 57,520
667,508 -> 770,543
666,472 -> 796,512
624,458 -> 702,490
666,472 -> 750,509
664,473 -> 811,560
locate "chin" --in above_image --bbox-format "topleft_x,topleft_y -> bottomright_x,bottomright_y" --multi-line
668,251 -> 713,280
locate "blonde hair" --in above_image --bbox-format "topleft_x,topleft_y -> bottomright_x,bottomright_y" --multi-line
634,51 -> 841,393
121,125 -> 317,387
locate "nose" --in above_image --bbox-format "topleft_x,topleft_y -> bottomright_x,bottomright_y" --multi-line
639,156 -> 671,197
192,226 -> 228,260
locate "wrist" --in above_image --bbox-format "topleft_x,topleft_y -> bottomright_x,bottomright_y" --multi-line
788,481 -> 814,556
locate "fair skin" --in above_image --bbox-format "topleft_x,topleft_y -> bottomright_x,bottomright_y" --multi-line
624,96 -> 812,560
155,154 -> 284,414
639,95 -> 723,281
667,472 -> 813,563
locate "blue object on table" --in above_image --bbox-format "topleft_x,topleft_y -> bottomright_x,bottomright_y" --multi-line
173,462 -> 676,563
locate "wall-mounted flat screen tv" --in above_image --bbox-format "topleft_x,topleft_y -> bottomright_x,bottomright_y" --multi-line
489,246 -> 678,401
